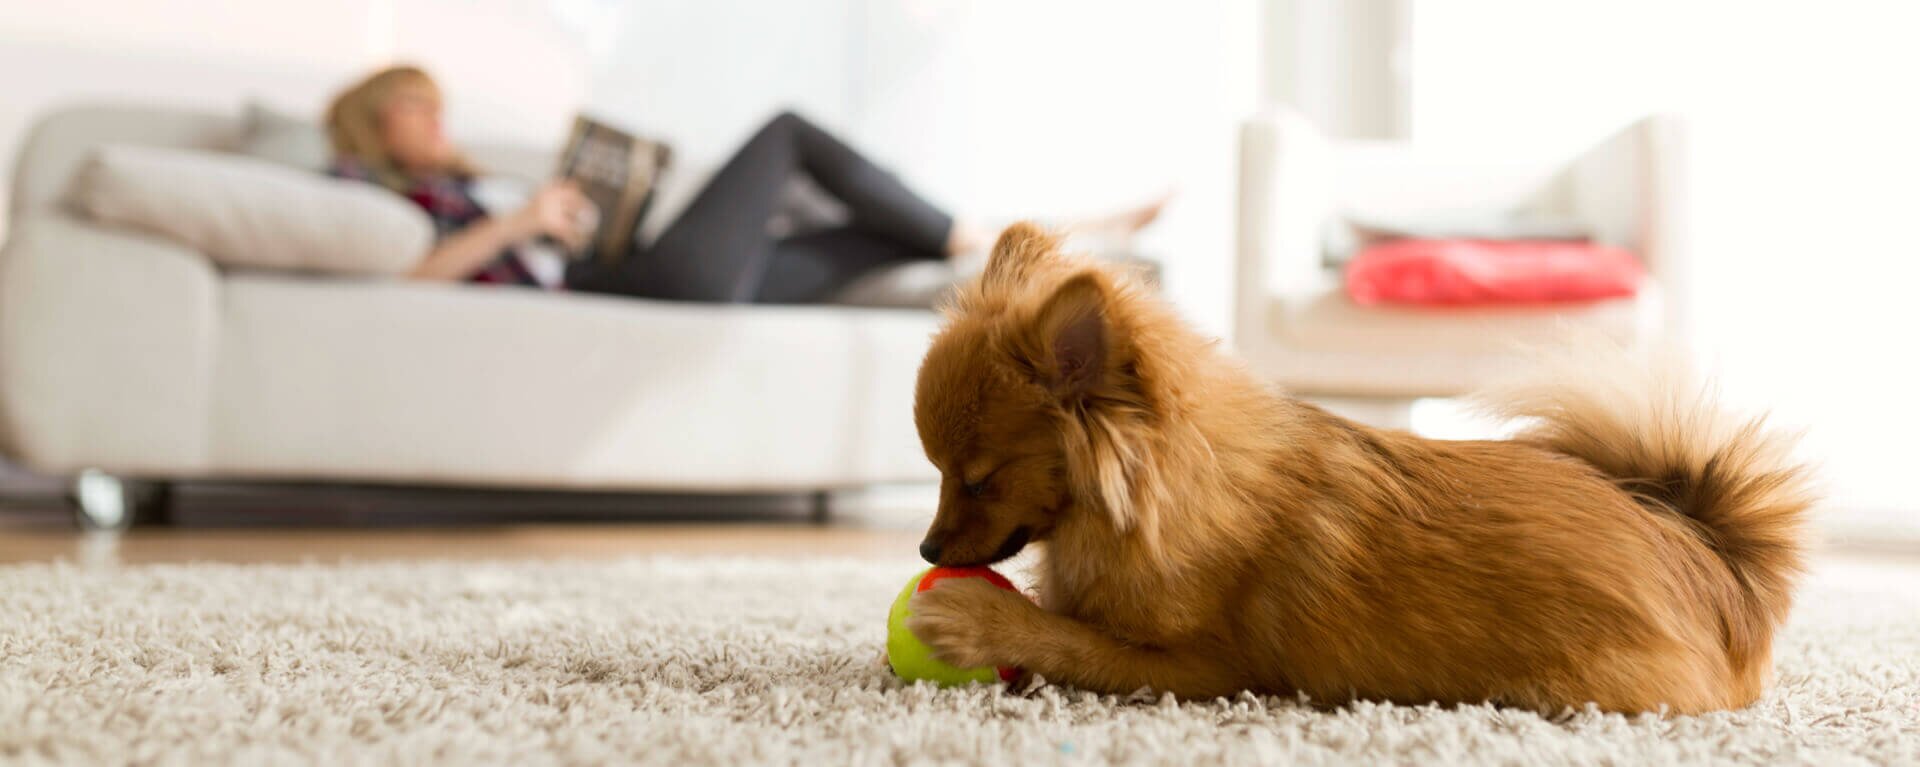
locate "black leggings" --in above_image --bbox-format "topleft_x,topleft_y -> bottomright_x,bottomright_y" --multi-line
565,111 -> 953,303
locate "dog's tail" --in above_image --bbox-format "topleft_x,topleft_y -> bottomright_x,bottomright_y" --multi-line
1476,338 -> 1817,661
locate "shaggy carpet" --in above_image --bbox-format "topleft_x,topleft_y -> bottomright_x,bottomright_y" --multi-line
1,555 -> 1916,766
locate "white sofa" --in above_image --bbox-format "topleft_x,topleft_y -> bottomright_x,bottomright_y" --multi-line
1234,109 -> 1687,424
0,104 -> 942,520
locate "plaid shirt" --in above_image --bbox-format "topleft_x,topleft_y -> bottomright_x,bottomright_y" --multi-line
329,158 -> 542,286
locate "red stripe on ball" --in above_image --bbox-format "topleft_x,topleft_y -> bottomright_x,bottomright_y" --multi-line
915,566 -> 1017,593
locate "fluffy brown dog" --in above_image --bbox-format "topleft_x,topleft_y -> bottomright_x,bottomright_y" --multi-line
905,223 -> 1814,713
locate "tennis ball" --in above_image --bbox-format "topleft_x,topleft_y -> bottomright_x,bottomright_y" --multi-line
886,566 -> 1021,686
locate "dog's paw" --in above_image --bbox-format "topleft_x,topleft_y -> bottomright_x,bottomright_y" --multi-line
906,577 -> 1033,669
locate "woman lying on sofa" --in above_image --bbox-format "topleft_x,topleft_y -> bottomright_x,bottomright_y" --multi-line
323,66 -> 1164,303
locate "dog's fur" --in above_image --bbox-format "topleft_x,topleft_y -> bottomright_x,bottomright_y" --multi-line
905,223 -> 1814,713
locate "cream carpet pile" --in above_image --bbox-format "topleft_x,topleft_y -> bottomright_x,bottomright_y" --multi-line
2,555 -> 1916,765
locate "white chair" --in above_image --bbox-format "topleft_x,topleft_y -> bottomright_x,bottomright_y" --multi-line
1232,109 -> 1688,427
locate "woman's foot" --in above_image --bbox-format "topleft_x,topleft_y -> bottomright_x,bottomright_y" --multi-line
945,222 -> 998,261
946,193 -> 1172,262
1057,193 -> 1171,239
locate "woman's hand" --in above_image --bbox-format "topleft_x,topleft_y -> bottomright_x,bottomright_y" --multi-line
510,180 -> 597,250
407,181 -> 593,282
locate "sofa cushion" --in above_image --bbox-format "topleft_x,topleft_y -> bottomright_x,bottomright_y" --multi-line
1245,283 -> 1661,398
832,260 -> 969,308
237,102 -> 332,172
206,278 -> 940,488
71,145 -> 432,277
1269,282 -> 1658,358
830,251 -> 1161,309
1322,210 -> 1594,267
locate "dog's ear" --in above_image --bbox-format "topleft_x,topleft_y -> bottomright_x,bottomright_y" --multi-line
1023,270 -> 1154,538
1026,271 -> 1111,400
981,221 -> 1060,294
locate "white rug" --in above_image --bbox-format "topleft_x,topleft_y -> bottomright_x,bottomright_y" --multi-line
2,555 -> 1916,766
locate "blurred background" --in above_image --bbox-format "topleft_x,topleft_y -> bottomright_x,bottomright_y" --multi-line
0,0 -> 1914,538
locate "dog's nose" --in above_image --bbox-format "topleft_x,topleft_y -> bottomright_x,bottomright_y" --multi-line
918,539 -> 942,564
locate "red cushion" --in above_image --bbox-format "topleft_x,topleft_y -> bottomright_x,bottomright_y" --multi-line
1344,239 -> 1645,306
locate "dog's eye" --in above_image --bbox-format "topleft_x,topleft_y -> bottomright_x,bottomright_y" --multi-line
958,464 -> 1003,499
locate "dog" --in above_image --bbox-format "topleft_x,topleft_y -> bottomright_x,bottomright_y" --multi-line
904,222 -> 1814,713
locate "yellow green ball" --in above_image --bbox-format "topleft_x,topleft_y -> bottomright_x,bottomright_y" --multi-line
886,566 -> 1020,686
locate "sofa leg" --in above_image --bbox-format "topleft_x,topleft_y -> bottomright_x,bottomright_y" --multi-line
68,470 -> 170,530
809,490 -> 832,525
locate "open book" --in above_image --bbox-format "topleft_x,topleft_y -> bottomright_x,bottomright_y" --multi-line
553,115 -> 672,265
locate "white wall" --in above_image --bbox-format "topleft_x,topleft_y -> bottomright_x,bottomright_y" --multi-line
585,0 -> 1258,336
852,0 -> 1256,337
1409,1 -> 1920,515
581,0 -> 852,166
0,0 -> 586,234
1263,0 -> 1409,139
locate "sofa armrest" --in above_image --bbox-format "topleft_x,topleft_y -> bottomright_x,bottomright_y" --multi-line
0,214 -> 218,474
1637,115 -> 1689,339
1235,109 -> 1335,350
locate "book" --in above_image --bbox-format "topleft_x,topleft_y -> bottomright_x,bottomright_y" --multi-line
553,115 -> 672,265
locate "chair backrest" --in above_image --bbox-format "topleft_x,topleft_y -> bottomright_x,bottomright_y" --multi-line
1327,117 -> 1679,260
1328,144 -> 1570,229
1236,108 -> 1687,344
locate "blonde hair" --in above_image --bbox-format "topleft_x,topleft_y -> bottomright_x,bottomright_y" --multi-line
324,65 -> 478,189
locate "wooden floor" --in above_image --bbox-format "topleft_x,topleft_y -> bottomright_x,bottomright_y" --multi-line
0,524 -> 924,565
